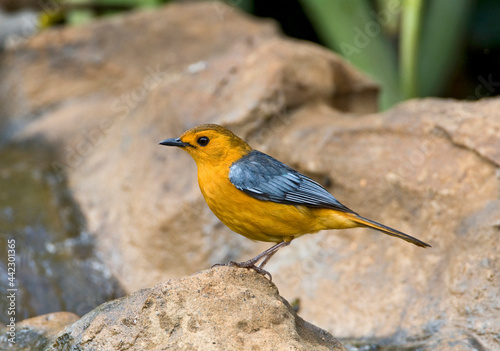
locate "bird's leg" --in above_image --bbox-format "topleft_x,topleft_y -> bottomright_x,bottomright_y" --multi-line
236,241 -> 290,267
258,241 -> 291,268
257,251 -> 276,269
213,241 -> 291,280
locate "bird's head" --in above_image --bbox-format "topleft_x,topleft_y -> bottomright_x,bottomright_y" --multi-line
160,124 -> 252,166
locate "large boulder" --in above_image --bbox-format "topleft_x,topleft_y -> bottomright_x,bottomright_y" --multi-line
1,268 -> 347,350
43,267 -> 347,351
1,1 -> 378,293
265,98 -> 500,349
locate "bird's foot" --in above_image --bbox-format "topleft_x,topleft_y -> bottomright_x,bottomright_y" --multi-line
212,261 -> 272,281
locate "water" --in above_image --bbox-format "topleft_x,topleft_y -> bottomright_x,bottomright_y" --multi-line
0,142 -> 124,324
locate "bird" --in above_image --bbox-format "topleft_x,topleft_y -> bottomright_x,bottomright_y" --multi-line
160,124 -> 430,277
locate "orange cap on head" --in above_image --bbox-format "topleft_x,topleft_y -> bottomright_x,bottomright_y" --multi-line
160,124 -> 252,166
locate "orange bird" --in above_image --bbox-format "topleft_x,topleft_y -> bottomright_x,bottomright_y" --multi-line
160,124 -> 430,277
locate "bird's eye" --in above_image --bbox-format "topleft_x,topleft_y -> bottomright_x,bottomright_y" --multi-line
197,136 -> 210,146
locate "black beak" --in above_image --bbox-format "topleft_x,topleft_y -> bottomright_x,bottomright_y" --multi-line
159,137 -> 189,147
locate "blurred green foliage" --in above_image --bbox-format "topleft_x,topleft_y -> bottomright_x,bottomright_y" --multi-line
299,0 -> 473,109
39,0 -> 167,27
37,0 -> 499,110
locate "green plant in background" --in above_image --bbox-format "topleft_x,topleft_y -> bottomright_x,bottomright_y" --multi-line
39,0 -> 168,28
299,0 -> 474,109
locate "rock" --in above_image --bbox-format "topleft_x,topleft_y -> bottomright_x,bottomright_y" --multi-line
0,312 -> 79,350
1,0 -> 378,294
1,1 -> 499,350
40,267 -> 346,351
0,1 -> 278,136
264,98 -> 500,350
0,8 -> 38,50
0,143 -> 124,325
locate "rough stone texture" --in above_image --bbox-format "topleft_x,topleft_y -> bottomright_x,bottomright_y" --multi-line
0,312 -> 79,350
0,1 -> 378,292
39,267 -> 345,351
264,99 -> 500,350
1,1 -> 499,350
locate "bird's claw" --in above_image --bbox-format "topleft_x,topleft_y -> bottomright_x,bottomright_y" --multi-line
212,261 -> 273,281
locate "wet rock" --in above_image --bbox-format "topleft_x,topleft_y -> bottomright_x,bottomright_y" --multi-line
0,312 -> 78,350
0,143 -> 124,326
0,8 -> 38,50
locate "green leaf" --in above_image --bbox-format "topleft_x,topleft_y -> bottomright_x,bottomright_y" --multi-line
417,0 -> 474,97
400,0 -> 424,99
299,0 -> 401,109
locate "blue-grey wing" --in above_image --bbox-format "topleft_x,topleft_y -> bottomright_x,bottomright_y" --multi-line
229,150 -> 355,213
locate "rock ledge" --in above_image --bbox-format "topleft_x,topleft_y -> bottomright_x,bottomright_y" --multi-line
42,266 -> 346,350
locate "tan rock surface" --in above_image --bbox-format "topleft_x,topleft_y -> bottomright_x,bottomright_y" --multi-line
263,99 -> 500,349
17,311 -> 79,336
2,1 -> 378,293
43,267 -> 347,351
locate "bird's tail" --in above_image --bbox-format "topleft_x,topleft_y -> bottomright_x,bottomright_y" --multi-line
343,212 -> 431,248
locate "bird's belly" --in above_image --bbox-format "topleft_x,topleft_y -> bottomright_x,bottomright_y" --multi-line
200,177 -> 323,242
210,199 -> 320,242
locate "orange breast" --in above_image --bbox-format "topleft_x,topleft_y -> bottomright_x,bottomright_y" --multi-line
197,163 -> 328,242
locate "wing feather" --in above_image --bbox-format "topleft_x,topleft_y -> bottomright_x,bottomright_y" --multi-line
229,151 -> 354,213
